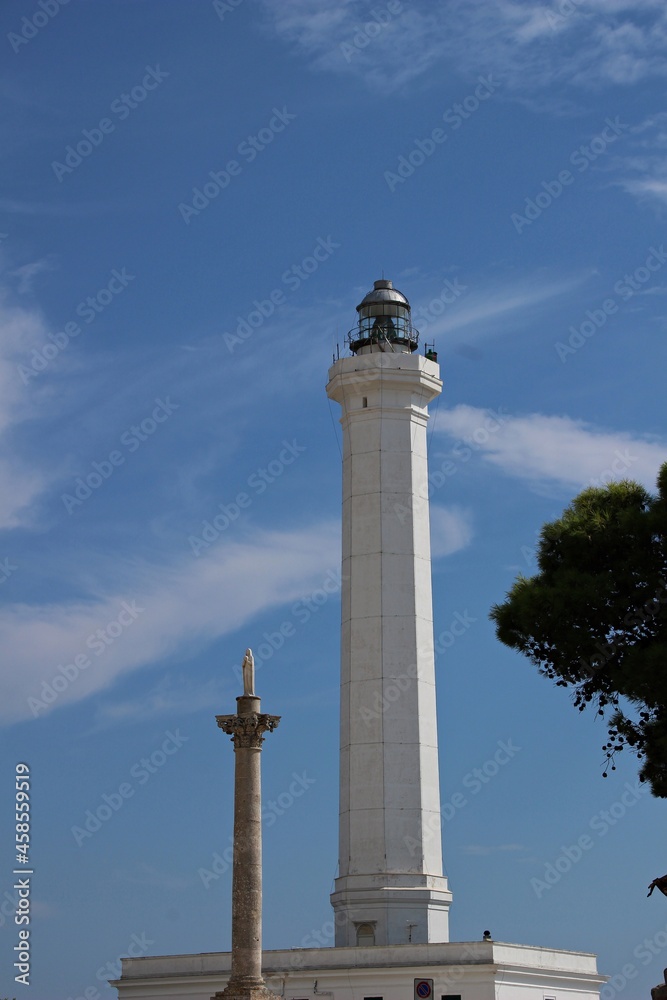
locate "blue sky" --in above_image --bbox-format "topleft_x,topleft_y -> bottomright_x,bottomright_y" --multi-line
1,0 -> 667,997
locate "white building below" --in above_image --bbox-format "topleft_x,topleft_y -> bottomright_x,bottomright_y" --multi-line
112,940 -> 604,1000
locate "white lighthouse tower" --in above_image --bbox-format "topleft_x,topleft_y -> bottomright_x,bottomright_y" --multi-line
114,279 -> 604,1000
326,279 -> 452,947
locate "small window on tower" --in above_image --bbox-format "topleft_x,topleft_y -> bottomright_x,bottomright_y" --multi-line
362,397 -> 368,408
356,923 -> 375,946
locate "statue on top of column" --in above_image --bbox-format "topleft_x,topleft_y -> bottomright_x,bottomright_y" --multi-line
242,648 -> 255,697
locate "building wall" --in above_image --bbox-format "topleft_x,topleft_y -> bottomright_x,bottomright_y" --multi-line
113,941 -> 604,1000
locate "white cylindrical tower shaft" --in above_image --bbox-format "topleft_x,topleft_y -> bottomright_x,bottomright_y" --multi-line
327,280 -> 451,948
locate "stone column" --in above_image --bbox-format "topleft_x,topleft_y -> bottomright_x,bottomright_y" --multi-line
213,695 -> 280,1000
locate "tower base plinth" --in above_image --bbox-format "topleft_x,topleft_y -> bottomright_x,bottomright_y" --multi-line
212,976 -> 279,1000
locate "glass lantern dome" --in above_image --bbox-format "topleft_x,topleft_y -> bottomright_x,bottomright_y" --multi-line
347,279 -> 419,354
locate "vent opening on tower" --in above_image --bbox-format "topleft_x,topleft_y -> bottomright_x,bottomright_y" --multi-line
356,923 -> 376,947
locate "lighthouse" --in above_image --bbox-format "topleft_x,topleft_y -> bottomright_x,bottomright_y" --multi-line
326,279 -> 452,948
114,279 -> 604,1000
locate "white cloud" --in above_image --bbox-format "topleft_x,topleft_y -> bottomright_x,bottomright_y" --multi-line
612,111 -> 667,207
0,521 -> 340,726
10,257 -> 57,294
430,504 -> 474,558
261,0 -> 667,94
0,296 -> 43,430
261,0 -> 442,92
613,115 -> 667,209
0,270 -> 344,532
445,0 -> 667,91
0,457 -> 44,528
417,273 -> 584,343
0,294 -> 53,525
436,405 -> 666,491
623,178 -> 667,203
88,672 -> 229,730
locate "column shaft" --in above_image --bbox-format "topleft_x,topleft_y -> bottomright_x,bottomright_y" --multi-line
215,697 -> 279,1000
231,744 -> 263,983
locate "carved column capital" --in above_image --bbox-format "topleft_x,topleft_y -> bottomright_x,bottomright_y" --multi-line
216,713 -> 281,749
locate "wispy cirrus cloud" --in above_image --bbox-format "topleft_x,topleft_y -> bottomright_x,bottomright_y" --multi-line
10,256 -> 57,294
417,272 -> 586,345
0,292 -> 54,525
612,112 -> 667,210
261,0 -> 667,94
0,262 -> 342,533
89,672 -> 229,731
0,521 -> 339,726
260,0 -> 442,92
436,405 -> 666,491
441,0 -> 667,92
